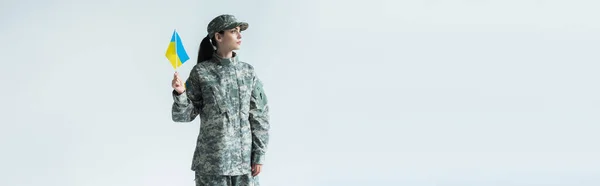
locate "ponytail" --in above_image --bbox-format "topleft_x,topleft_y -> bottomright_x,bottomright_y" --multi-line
197,31 -> 224,63
197,35 -> 214,63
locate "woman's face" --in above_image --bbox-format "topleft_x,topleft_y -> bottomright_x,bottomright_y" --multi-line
216,26 -> 242,51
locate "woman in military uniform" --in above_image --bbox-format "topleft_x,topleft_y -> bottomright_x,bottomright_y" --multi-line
170,14 -> 270,186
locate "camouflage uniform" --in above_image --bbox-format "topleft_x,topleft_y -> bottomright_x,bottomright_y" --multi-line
171,14 -> 269,186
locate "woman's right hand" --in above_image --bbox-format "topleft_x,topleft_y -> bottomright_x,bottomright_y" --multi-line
172,72 -> 186,94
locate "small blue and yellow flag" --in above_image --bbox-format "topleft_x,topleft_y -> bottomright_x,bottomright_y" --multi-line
165,30 -> 190,70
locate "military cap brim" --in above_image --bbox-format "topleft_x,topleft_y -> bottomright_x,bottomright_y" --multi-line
225,21 -> 249,31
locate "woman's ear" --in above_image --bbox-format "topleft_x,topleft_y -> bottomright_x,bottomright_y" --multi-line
214,33 -> 221,42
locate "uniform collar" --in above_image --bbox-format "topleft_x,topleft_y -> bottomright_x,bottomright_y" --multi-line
212,51 -> 239,66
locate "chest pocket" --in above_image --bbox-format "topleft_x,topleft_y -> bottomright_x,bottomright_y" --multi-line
199,79 -> 225,114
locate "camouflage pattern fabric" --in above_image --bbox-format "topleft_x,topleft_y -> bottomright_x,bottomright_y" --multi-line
172,51 -> 270,176
207,14 -> 249,39
195,172 -> 259,186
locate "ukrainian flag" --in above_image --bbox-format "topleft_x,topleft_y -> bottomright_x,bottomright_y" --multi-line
165,30 -> 190,70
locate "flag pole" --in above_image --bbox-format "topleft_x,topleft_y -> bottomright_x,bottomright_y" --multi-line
175,29 -> 178,72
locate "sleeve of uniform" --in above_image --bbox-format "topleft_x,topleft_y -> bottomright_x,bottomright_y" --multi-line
171,66 -> 203,122
249,72 -> 270,165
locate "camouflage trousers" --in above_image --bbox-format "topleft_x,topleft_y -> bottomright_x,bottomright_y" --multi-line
194,172 -> 260,186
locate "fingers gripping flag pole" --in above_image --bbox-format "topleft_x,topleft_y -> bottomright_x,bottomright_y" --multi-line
165,29 -> 190,71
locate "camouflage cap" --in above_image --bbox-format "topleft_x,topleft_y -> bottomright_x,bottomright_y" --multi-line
207,14 -> 249,38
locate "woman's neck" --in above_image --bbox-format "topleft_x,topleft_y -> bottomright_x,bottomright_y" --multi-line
216,49 -> 233,58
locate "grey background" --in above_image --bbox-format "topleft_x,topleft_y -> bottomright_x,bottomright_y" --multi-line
2,0 -> 599,185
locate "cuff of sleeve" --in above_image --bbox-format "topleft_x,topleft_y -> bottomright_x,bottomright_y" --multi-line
252,153 -> 265,165
172,90 -> 188,104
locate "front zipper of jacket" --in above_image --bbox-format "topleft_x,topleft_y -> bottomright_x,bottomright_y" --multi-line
233,64 -> 246,172
224,63 -> 247,173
